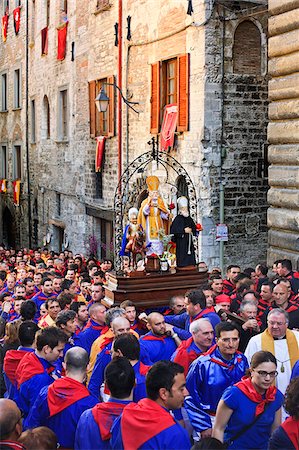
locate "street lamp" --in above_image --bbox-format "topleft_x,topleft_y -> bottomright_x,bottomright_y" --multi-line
95,82 -> 139,114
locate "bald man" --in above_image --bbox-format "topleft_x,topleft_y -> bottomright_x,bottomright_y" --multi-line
139,313 -> 179,364
25,348 -> 98,449
0,398 -> 25,449
88,316 -> 151,399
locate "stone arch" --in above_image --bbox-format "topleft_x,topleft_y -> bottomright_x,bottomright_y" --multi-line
233,20 -> 262,75
42,95 -> 50,139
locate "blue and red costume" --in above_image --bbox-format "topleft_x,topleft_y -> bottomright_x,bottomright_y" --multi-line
3,347 -> 35,399
75,398 -> 131,450
130,320 -> 147,336
110,398 -> 191,450
15,352 -> 58,420
222,378 -> 284,449
185,345 -> 248,433
140,331 -> 177,363
132,361 -> 150,402
222,279 -> 235,295
31,291 -> 55,315
164,308 -> 220,340
171,337 -> 205,376
74,319 -> 109,355
269,417 -> 299,450
25,376 -> 98,448
291,360 -> 299,379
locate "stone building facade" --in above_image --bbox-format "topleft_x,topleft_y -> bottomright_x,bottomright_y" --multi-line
0,0 -> 270,269
267,0 -> 299,270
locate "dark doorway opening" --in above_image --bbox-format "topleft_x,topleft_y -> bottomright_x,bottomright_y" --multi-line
3,207 -> 17,248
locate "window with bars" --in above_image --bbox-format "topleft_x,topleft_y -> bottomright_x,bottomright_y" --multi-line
58,89 -> 68,140
31,99 -> 36,143
13,145 -> 22,180
42,95 -> 50,139
14,68 -> 21,109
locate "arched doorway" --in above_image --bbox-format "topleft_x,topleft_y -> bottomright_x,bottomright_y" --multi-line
3,207 -> 16,248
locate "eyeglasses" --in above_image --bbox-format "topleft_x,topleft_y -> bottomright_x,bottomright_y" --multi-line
268,320 -> 286,326
253,370 -> 278,378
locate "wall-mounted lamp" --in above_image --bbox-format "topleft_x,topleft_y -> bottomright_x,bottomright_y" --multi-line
95,82 -> 139,114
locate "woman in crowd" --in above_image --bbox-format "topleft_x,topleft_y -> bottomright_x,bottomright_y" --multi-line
213,351 -> 283,449
268,376 -> 299,449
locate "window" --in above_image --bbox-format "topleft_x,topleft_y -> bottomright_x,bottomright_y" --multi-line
56,192 -> 61,216
88,76 -> 115,137
3,0 -> 9,15
1,145 -> 7,179
177,175 -> 188,198
46,0 -> 50,26
95,172 -> 103,199
13,145 -> 22,180
31,0 -> 35,42
60,0 -> 67,13
42,95 -> 50,139
151,53 -> 189,133
233,21 -> 261,75
15,0 -> 21,6
31,99 -> 36,142
58,88 -> 68,140
1,73 -> 8,111
14,69 -> 21,109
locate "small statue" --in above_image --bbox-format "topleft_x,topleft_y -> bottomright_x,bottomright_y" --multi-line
137,176 -> 170,256
170,196 -> 197,268
120,207 -> 146,269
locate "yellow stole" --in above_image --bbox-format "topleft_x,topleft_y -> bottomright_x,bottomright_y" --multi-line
261,329 -> 299,369
138,197 -> 169,239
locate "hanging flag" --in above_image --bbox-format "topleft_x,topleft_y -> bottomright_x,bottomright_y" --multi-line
95,136 -> 106,172
12,180 -> 21,206
41,26 -> 48,55
57,22 -> 68,61
160,103 -> 178,151
0,179 -> 7,193
13,7 -> 20,34
1,14 -> 8,42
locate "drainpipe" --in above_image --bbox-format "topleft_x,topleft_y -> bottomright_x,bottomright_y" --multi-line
117,0 -> 123,185
219,5 -> 225,276
25,0 -> 32,248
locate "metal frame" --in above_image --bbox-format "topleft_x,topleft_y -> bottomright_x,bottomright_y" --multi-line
113,150 -> 198,271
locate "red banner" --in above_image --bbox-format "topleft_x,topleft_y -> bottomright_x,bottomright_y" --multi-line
41,26 -> 48,55
13,7 -> 20,34
160,103 -> 178,151
95,136 -> 106,172
12,180 -> 21,206
1,15 -> 8,42
57,22 -> 68,61
0,179 -> 7,193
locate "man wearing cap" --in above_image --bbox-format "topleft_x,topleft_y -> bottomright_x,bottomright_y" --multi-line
170,196 -> 197,268
137,175 -> 169,256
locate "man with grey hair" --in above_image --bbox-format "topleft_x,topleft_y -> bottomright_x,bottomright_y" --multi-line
172,318 -> 214,375
238,300 -> 260,352
245,308 -> 299,406
165,295 -> 186,316
26,347 -> 98,449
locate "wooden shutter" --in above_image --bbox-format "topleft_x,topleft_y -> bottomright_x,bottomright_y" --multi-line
107,75 -> 115,137
89,80 -> 96,137
177,53 -> 189,132
150,62 -> 161,134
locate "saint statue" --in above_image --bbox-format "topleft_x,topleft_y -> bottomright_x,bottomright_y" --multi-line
137,176 -> 170,256
170,196 -> 196,268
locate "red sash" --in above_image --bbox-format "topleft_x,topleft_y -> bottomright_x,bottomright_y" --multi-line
92,401 -> 128,441
139,362 -> 150,376
121,398 -> 175,450
204,344 -> 243,370
47,377 -> 90,417
235,376 -> 277,416
3,349 -> 28,384
142,334 -> 168,342
190,306 -> 215,322
84,320 -> 108,334
173,337 -> 202,375
281,417 -> 299,450
15,352 -> 46,388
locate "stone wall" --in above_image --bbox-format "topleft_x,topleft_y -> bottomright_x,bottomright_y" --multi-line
267,0 -> 299,269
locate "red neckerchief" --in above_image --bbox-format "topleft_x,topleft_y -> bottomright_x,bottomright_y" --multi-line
84,319 -> 109,333
47,376 -> 90,417
0,441 -> 26,450
139,362 -> 151,376
235,376 -> 277,416
204,344 -> 243,370
16,352 -> 53,388
190,306 -> 215,322
173,337 -> 202,375
121,398 -> 175,450
222,279 -> 235,294
269,303 -> 299,314
281,417 -> 299,450
142,333 -> 168,343
163,308 -> 173,316
3,349 -> 28,384
92,401 -> 128,441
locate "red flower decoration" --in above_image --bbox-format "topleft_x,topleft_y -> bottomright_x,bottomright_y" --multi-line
148,253 -> 158,258
168,202 -> 175,211
169,241 -> 176,249
196,223 -> 203,231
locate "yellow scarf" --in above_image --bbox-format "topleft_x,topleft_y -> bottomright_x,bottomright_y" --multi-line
261,328 -> 299,369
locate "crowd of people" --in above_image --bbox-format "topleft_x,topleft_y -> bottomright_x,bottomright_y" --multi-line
0,246 -> 299,450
